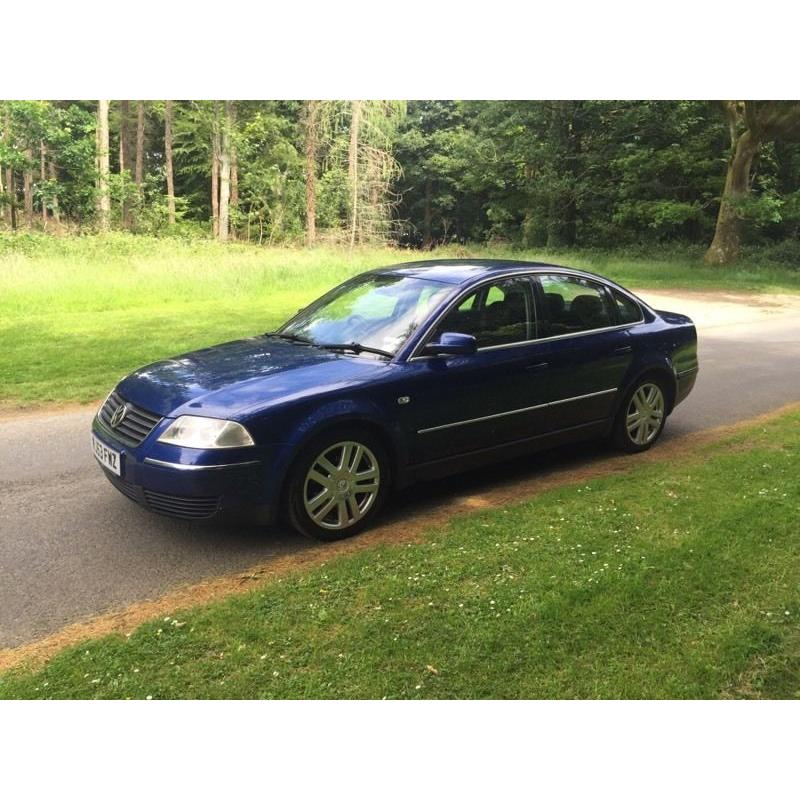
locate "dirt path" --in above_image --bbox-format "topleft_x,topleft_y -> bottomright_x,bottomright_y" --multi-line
634,289 -> 800,329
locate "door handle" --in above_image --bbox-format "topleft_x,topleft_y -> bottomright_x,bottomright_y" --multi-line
525,361 -> 549,371
613,345 -> 633,355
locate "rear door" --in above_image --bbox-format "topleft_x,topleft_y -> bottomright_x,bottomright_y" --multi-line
402,276 -> 551,463
533,274 -> 635,431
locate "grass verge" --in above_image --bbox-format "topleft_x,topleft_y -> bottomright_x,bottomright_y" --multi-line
1,408 -> 798,700
2,234 -> 799,408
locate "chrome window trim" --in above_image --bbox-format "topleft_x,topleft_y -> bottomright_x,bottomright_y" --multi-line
143,457 -> 261,471
407,268 -> 647,361
409,320 -> 643,361
417,388 -> 618,434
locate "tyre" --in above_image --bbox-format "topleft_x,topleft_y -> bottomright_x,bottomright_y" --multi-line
285,428 -> 390,541
612,377 -> 668,453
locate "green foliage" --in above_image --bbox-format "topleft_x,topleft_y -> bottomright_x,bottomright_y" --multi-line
755,238 -> 800,267
236,103 -> 304,243
2,409 -> 799,699
3,100 -> 800,250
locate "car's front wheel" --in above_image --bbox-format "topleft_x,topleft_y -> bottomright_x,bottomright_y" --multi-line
612,377 -> 668,453
286,429 -> 389,541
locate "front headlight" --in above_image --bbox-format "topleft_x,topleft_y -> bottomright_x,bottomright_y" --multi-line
158,416 -> 255,449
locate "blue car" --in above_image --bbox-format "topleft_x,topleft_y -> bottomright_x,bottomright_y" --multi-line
92,260 -> 698,540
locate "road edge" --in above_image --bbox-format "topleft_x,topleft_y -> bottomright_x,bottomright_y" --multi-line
2,400 -> 799,675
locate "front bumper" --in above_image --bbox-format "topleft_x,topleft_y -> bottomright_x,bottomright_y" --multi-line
92,417 -> 275,523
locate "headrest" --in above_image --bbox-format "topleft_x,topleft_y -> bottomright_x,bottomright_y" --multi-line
571,293 -> 603,323
545,292 -> 565,316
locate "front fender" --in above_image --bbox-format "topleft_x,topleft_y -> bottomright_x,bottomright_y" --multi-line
250,395 -> 408,511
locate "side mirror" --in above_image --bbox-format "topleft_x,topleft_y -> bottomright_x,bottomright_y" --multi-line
422,331 -> 478,357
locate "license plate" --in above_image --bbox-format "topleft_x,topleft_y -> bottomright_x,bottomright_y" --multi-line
92,434 -> 122,476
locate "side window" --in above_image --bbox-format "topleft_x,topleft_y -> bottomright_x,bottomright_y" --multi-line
612,290 -> 643,324
435,277 -> 533,348
538,275 -> 613,337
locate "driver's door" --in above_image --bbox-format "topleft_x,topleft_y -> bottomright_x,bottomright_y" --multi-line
400,276 -> 550,464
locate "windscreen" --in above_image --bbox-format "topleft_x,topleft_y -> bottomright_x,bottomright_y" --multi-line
280,274 -> 453,355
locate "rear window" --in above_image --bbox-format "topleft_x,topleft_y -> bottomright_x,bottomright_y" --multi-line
538,274 -> 613,336
612,290 -> 643,324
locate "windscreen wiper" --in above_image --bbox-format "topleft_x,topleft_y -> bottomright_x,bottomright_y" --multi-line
316,342 -> 393,359
267,332 -> 313,344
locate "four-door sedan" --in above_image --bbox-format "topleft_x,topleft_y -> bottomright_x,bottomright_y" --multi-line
92,260 -> 698,540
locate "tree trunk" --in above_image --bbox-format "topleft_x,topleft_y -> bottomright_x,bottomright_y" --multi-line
348,100 -> 362,248
211,118 -> 220,238
422,177 -> 432,249
2,112 -> 12,227
218,102 -> 231,243
164,100 -> 176,225
135,101 -> 145,188
40,141 -> 48,226
304,100 -> 318,246
96,100 -> 111,231
545,101 -> 578,248
48,160 -> 60,224
704,129 -> 760,265
5,167 -> 15,229
23,149 -> 34,227
229,102 -> 238,240
119,100 -> 132,229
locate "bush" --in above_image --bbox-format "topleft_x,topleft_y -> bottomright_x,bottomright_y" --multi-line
757,239 -> 800,268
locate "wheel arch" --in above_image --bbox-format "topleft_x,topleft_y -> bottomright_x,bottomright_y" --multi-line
615,361 -> 678,420
273,410 -> 405,515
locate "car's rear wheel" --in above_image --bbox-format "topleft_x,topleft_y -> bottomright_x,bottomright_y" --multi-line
612,377 -> 667,453
286,429 -> 389,541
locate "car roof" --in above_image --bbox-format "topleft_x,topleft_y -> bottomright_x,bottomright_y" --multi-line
372,258 -> 608,286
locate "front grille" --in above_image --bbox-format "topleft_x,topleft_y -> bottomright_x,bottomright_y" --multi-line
104,472 -> 220,520
98,391 -> 162,448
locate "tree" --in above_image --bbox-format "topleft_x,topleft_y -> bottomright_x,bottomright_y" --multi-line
395,101 -> 484,247
211,107 -> 220,238
39,140 -> 48,225
135,101 -> 145,189
164,100 -> 176,225
218,101 -> 233,242
2,108 -> 16,228
229,102 -> 238,240
303,100 -> 318,245
119,100 -> 132,228
705,101 -> 800,265
348,100 -> 362,247
48,157 -> 60,225
234,101 -> 304,244
96,100 -> 111,231
345,100 -> 404,246
23,147 -> 34,226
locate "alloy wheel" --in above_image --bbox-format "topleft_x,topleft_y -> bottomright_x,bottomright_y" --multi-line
303,441 -> 381,530
625,382 -> 665,445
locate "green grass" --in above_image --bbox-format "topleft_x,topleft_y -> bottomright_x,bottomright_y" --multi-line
2,409 -> 798,699
2,232 -> 799,408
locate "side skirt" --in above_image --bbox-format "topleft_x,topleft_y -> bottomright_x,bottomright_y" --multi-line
400,418 -> 610,485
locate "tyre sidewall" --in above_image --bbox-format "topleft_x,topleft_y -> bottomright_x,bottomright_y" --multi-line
613,376 -> 668,453
285,427 -> 390,541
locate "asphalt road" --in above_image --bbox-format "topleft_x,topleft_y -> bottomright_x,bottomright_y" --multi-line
1,294 -> 798,649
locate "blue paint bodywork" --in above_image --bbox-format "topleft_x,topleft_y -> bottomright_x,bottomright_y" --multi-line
92,260 -> 698,523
